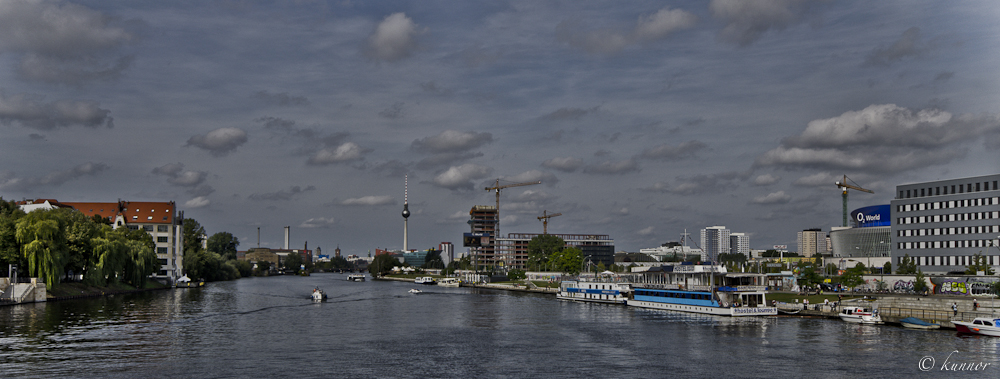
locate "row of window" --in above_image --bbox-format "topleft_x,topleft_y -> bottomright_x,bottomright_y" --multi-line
897,211 -> 999,225
898,239 -> 998,250
897,197 -> 998,212
898,225 -> 1000,237
635,290 -> 713,300
139,225 -> 171,232
899,180 -> 999,199
901,255 -> 999,266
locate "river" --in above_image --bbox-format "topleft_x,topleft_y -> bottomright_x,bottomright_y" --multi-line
1,274 -> 997,378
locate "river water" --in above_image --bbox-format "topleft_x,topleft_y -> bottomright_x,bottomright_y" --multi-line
1,274 -> 997,378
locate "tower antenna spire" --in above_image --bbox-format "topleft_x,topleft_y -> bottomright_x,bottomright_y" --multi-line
402,175 -> 410,251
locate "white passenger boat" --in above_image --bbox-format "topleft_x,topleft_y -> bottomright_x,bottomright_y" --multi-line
437,278 -> 460,287
953,318 -> 1000,336
838,306 -> 883,324
625,264 -> 777,317
557,280 -> 630,304
311,287 -> 327,301
414,277 -> 436,285
347,274 -> 365,282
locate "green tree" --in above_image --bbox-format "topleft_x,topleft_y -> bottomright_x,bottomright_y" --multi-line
896,254 -> 917,275
64,209 -> 101,281
283,252 -> 304,272
840,265 -> 866,290
883,262 -> 892,275
16,209 -> 70,288
965,253 -> 995,275
182,218 -> 206,258
527,234 -> 565,271
369,253 -> 399,277
913,269 -> 928,294
507,269 -> 526,280
0,198 -> 26,270
207,232 -> 240,261
550,247 -> 583,275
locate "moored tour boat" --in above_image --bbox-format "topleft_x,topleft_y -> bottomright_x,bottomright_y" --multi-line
953,318 -> 1000,336
437,278 -> 460,287
557,280 -> 630,304
414,277 -> 436,285
625,264 -> 777,317
838,306 -> 883,324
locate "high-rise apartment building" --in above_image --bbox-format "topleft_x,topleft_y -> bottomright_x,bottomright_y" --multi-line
729,232 -> 750,257
701,226 -> 731,260
797,229 -> 826,257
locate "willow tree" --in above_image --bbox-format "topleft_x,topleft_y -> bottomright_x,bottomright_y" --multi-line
15,209 -> 69,288
90,226 -> 159,287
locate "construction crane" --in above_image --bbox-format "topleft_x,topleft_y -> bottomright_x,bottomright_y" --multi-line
537,210 -> 562,234
485,179 -> 541,257
836,174 -> 874,227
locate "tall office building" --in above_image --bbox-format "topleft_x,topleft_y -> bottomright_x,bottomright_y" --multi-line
467,205 -> 498,269
891,174 -> 1000,273
797,229 -> 827,257
701,226 -> 731,260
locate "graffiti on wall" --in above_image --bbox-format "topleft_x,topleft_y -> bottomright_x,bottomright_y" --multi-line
893,280 -> 914,292
930,277 -> 997,296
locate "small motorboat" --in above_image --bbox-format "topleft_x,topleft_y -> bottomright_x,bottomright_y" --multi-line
953,318 -> 1000,336
838,306 -> 883,324
900,317 -> 940,330
414,277 -> 436,285
347,274 -> 366,282
408,288 -> 422,294
437,278 -> 460,287
311,287 -> 327,301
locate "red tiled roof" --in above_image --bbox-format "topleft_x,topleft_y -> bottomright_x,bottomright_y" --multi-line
61,201 -> 176,224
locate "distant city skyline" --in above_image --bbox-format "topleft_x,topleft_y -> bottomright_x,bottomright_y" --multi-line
1,1 -> 997,255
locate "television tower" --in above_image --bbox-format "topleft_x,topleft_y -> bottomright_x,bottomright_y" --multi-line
402,175 -> 410,251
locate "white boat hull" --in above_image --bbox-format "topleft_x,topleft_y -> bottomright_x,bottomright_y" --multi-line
557,293 -> 626,304
627,299 -> 777,316
838,314 -> 883,324
954,321 -> 1000,336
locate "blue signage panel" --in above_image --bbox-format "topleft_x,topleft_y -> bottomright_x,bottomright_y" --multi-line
851,204 -> 890,227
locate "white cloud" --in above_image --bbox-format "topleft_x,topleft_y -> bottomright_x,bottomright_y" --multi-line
637,226 -> 655,236
308,142 -> 369,165
793,172 -> 834,187
341,195 -> 395,206
186,127 -> 248,157
300,217 -> 337,229
752,174 -> 780,186
503,170 -> 559,187
756,104 -> 1000,173
185,196 -> 211,208
432,164 -> 493,190
752,191 -> 791,204
365,12 -> 420,62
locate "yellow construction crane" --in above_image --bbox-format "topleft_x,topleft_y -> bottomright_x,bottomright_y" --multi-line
836,174 -> 874,227
537,210 -> 562,234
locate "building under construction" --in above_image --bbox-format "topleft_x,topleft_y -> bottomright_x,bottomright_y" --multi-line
498,233 -> 615,270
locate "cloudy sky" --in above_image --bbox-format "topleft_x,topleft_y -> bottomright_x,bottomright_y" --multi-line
1,0 -> 998,255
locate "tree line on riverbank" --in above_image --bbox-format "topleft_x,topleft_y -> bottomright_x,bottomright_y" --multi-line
0,198 -> 254,289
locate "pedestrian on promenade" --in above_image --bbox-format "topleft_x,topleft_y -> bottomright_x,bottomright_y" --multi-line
974,299 -> 979,311
953,302 -> 958,317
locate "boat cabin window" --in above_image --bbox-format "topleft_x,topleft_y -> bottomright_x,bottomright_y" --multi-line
974,320 -> 985,325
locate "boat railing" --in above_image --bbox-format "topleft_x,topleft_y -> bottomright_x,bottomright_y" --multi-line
879,307 -> 986,321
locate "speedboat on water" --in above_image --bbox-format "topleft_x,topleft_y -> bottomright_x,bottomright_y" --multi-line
408,288 -> 422,294
311,287 -> 327,301
838,306 -> 883,324
900,317 -> 940,330
953,318 -> 1000,336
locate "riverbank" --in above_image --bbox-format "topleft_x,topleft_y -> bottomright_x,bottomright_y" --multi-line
46,281 -> 172,301
373,275 -> 559,294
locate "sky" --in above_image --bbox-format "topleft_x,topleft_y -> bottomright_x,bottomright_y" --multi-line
1,0 -> 998,256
